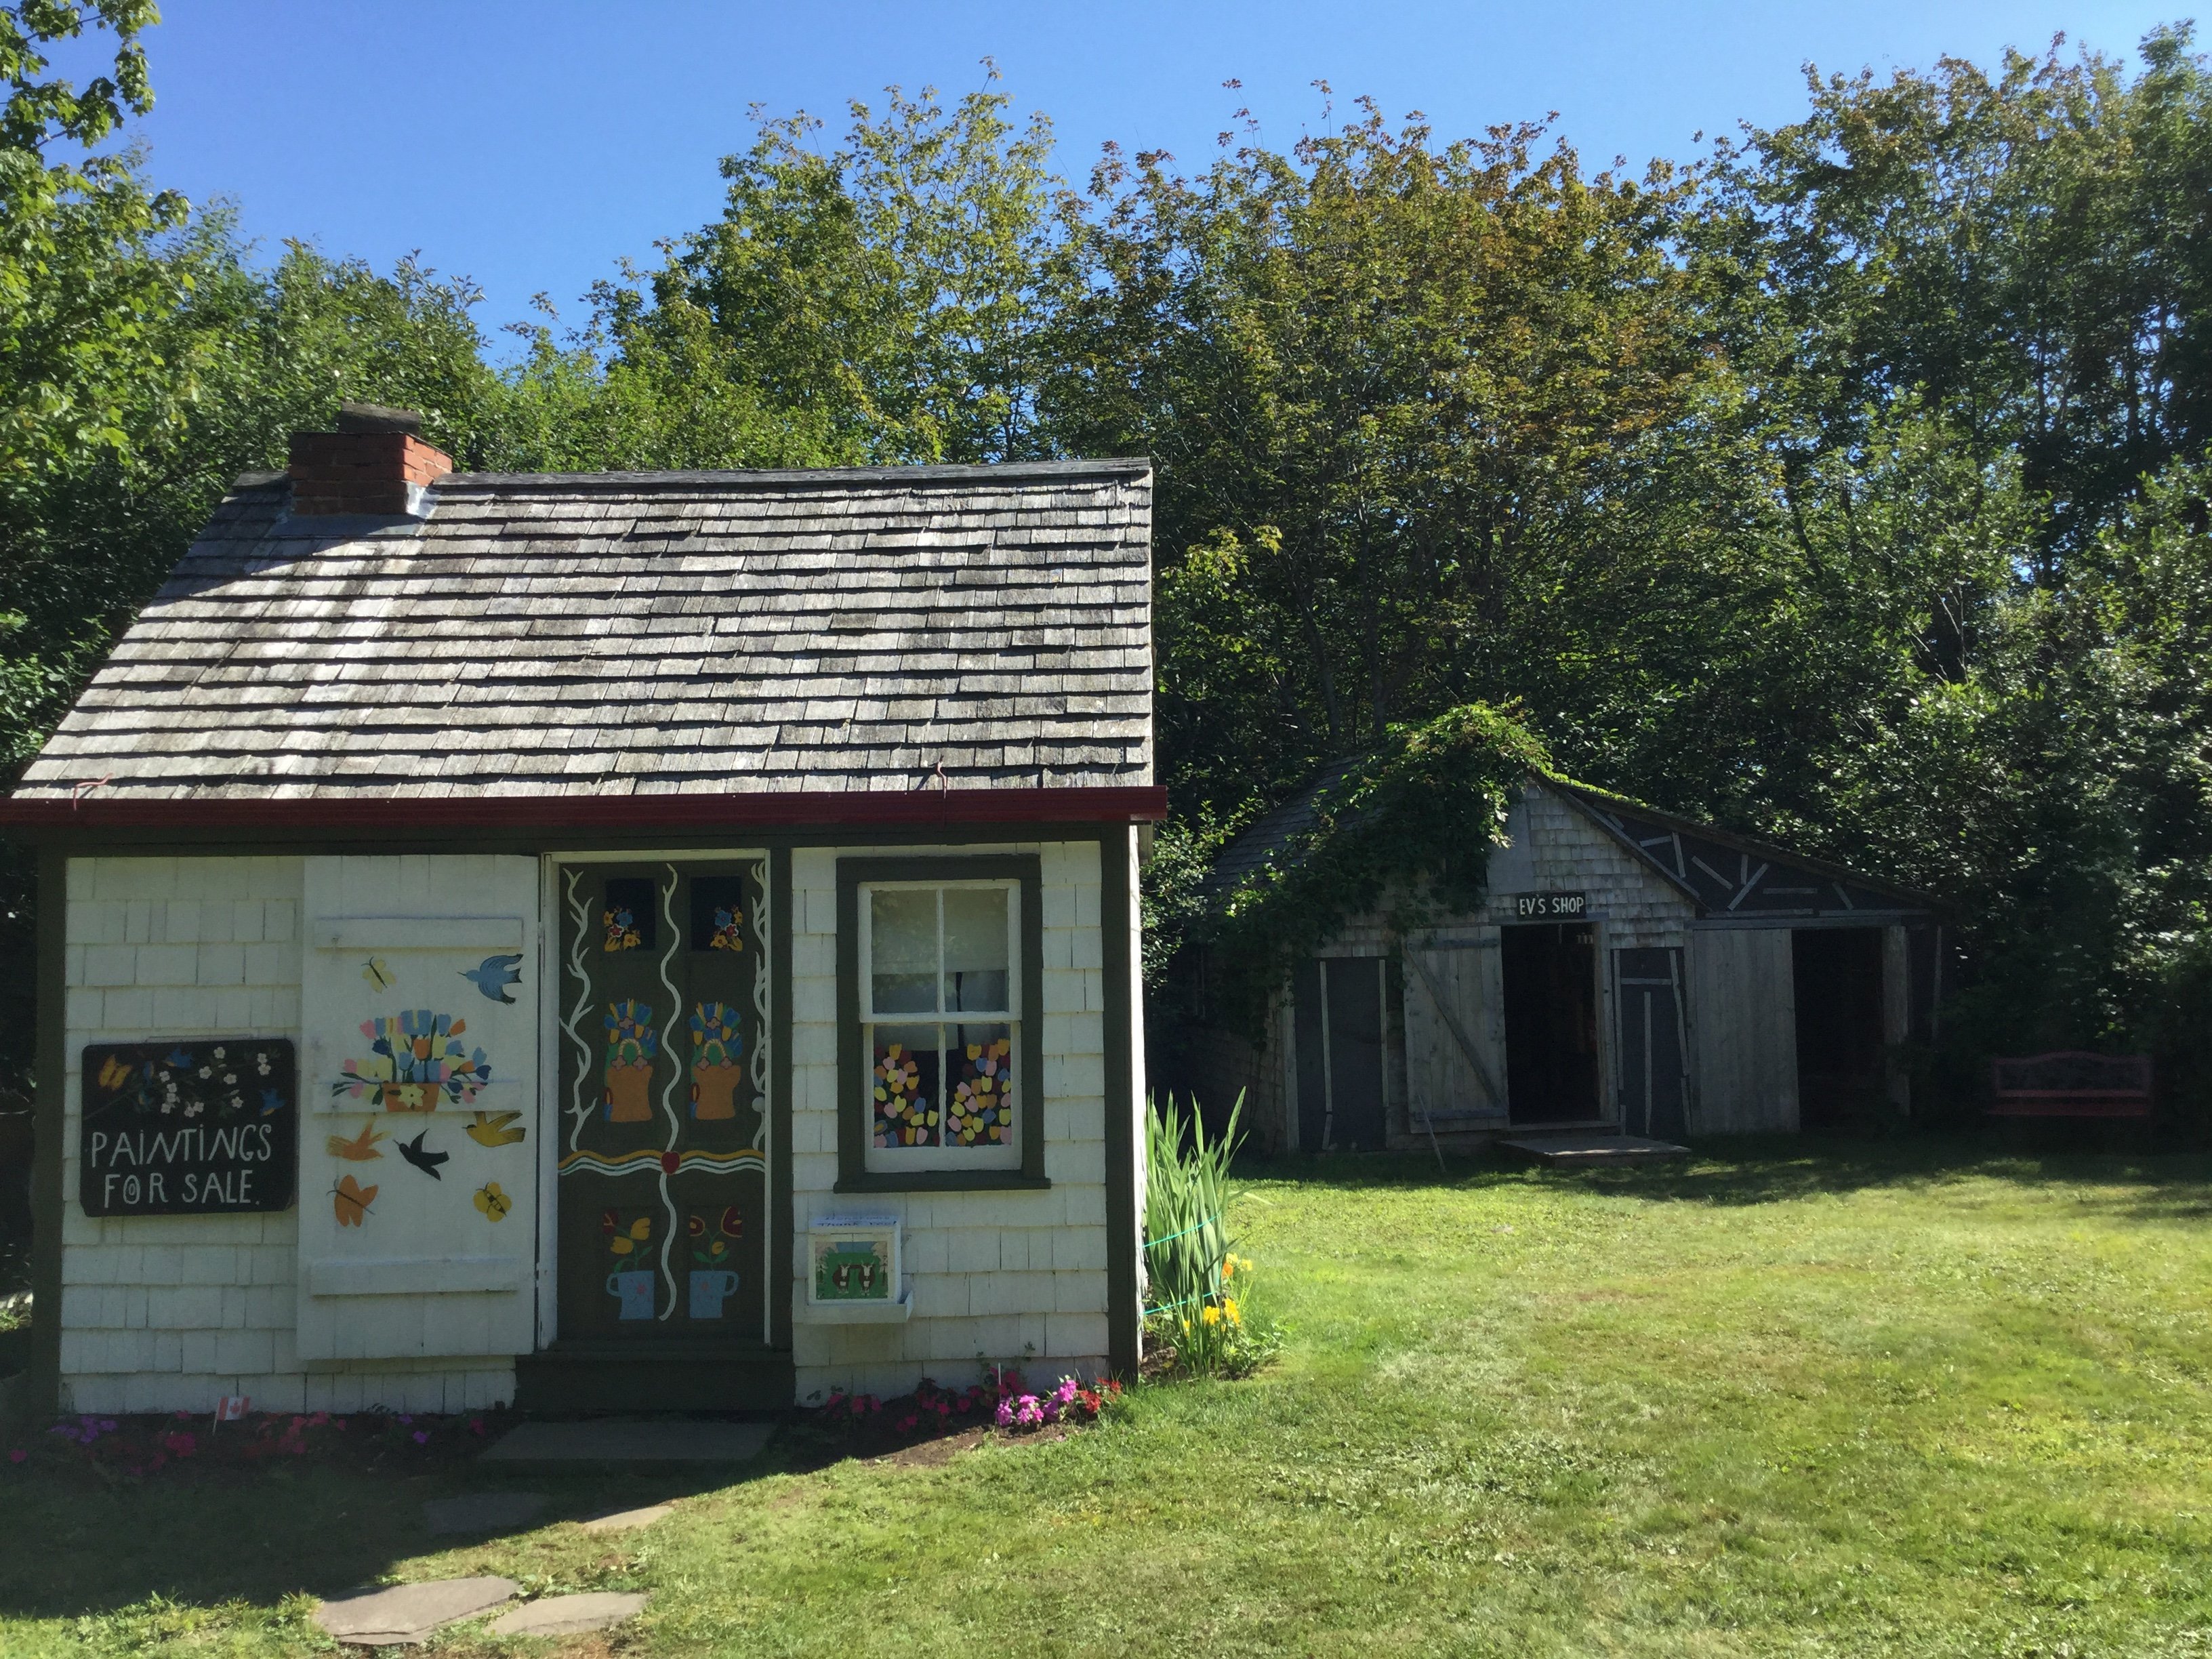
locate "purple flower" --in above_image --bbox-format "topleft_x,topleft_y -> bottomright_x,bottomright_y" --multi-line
994,1398 -> 1015,1428
411,1430 -> 429,1445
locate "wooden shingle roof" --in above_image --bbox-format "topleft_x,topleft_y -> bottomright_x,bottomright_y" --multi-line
16,459 -> 1153,802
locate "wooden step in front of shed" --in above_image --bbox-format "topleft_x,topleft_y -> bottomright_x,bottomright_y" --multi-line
1500,1133 -> 1690,1166
513,1340 -> 792,1415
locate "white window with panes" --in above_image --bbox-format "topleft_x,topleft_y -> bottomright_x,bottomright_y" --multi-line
860,881 -> 1021,1171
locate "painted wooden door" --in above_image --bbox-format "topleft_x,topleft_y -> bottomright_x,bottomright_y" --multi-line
554,861 -> 769,1345
1687,928 -> 1799,1132
1403,935 -> 1509,1129
297,855 -> 543,1361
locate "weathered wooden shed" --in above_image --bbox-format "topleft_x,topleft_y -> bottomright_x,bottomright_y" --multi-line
0,408 -> 1161,1416
1174,772 -> 1944,1152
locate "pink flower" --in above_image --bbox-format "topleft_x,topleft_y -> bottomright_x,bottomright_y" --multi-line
1053,1376 -> 1080,1406
7,1450 -> 23,1465
994,1398 -> 1015,1428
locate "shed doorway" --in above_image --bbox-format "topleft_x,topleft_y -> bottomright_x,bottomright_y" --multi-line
1502,922 -> 1602,1124
1792,926 -> 1885,1129
1292,956 -> 1389,1151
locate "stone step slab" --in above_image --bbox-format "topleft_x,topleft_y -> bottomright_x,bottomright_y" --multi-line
577,1502 -> 676,1533
481,1417 -> 773,1464
487,1591 -> 652,1637
312,1576 -> 518,1646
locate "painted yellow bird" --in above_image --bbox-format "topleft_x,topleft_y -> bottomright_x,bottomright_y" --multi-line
466,1109 -> 527,1147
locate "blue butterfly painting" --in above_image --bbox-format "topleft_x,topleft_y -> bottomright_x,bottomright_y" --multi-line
460,954 -> 525,1004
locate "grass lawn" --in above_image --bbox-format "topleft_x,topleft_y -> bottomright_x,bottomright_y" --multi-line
5,1136 -> 2212,1656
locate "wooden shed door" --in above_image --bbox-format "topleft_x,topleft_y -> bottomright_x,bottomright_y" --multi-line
1291,957 -> 1389,1151
554,861 -> 769,1345
1613,947 -> 1687,1140
1403,936 -> 1509,1129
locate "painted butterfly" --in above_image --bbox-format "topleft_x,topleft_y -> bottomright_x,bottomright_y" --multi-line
331,1174 -> 377,1227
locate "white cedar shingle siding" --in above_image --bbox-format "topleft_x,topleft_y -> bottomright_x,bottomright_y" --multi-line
58,857 -> 510,1414
787,841 -> 1111,1402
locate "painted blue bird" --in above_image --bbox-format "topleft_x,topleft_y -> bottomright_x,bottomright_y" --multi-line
460,953 -> 525,1004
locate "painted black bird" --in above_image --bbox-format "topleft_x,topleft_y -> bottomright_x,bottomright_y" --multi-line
397,1129 -> 449,1180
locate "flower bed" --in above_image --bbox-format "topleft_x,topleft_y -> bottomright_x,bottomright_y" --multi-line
806,1366 -> 1120,1459
5,1406 -> 513,1480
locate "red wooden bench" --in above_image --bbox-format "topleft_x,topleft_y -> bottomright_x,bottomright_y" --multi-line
1988,1052 -> 2154,1120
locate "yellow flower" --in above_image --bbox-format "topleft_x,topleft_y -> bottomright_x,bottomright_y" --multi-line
1200,1304 -> 1222,1326
1223,1296 -> 1242,1326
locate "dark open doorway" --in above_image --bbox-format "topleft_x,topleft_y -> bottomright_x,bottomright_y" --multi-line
1502,923 -> 1601,1124
1793,927 -> 1885,1129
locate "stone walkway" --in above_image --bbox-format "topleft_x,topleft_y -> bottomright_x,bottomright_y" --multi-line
314,1576 -> 650,1645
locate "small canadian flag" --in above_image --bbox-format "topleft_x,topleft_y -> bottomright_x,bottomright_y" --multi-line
213,1395 -> 250,1424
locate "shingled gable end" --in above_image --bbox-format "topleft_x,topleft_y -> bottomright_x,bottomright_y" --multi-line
5,426 -> 1161,1420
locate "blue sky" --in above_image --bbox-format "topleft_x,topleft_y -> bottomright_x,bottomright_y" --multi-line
91,1 -> 2191,350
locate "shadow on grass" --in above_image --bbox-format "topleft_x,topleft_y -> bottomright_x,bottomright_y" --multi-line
0,1414 -> 956,1622
1237,1134 -> 2212,1216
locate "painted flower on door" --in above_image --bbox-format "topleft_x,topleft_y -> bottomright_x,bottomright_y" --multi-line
332,1011 -> 491,1111
688,1002 -> 745,1120
602,1000 -> 657,1122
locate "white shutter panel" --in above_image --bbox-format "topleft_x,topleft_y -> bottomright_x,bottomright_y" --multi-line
297,855 -> 541,1360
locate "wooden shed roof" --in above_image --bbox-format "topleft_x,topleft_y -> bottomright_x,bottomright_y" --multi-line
14,459 -> 1154,804
1205,768 -> 1937,922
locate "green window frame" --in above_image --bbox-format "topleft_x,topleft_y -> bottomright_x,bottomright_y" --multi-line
836,855 -> 1048,1192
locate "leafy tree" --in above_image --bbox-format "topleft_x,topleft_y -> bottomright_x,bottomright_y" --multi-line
579,64 -> 1069,468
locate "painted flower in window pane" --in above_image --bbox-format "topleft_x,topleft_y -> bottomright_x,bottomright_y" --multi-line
949,1036 -> 1012,1144
688,1001 -> 745,1120
872,1040 -> 935,1147
708,903 -> 744,951
602,1000 -> 657,1122
602,904 -> 642,952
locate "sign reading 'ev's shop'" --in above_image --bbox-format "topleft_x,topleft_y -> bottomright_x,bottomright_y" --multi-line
79,1039 -> 298,1216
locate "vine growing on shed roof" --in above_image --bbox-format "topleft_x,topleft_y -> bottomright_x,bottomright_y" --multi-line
1200,702 -> 1551,1038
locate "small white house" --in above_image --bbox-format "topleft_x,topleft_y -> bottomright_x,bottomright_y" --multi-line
1176,773 -> 1944,1152
1,407 -> 1158,1416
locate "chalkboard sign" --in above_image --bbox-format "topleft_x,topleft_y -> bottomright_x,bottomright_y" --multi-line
80,1038 -> 297,1216
1513,891 -> 1589,920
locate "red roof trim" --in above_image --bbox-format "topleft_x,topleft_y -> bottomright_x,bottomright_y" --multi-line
0,785 -> 1168,835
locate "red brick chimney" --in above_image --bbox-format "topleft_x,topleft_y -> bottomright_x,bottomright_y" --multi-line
287,401 -> 453,517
